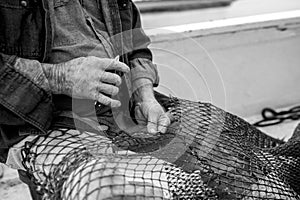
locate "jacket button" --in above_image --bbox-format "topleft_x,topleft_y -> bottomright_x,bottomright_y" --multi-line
20,0 -> 28,7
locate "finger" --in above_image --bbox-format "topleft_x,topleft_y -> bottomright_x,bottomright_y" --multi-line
147,109 -> 159,134
100,72 -> 122,86
158,114 -> 170,134
97,84 -> 119,96
147,121 -> 158,134
93,92 -> 121,108
98,125 -> 109,131
106,60 -> 130,73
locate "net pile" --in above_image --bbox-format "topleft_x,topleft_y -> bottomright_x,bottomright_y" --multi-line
21,95 -> 300,200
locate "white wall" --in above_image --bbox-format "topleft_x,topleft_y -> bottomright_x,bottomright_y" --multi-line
146,11 -> 300,117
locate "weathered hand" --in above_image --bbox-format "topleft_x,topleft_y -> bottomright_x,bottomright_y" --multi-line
132,79 -> 170,134
134,98 -> 170,134
43,56 -> 130,107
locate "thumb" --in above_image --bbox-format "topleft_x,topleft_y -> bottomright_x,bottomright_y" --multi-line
157,113 -> 170,134
147,107 -> 159,134
134,105 -> 147,125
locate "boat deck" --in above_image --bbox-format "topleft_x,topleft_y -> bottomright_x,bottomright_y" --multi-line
134,0 -> 234,13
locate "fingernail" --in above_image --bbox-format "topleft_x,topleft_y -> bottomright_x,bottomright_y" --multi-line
149,129 -> 157,134
98,125 -> 108,131
112,101 -> 121,108
159,127 -> 167,133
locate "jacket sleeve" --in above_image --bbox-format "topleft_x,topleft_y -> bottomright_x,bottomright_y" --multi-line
128,2 -> 159,87
0,53 -> 53,134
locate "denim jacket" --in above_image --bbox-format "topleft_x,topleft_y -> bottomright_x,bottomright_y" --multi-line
0,0 -> 158,162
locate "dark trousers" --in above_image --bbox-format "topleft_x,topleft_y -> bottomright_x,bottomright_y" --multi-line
19,169 -> 45,200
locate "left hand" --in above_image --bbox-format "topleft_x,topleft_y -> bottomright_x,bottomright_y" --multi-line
132,79 -> 170,134
134,98 -> 170,134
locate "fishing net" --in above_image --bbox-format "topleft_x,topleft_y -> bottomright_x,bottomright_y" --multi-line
21,94 -> 300,200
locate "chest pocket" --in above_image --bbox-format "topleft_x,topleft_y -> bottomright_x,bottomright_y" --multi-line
54,0 -> 70,8
117,0 -> 132,10
0,0 -> 44,59
0,0 -> 34,8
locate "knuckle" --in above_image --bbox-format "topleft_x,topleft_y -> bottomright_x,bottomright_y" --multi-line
110,74 -> 121,85
111,86 -> 119,95
114,61 -> 129,71
101,72 -> 110,82
104,61 -> 113,71
88,56 -> 98,64
115,75 -> 122,85
97,71 -> 105,80
124,64 -> 130,71
106,59 -> 116,69
120,63 -> 130,72
93,92 -> 100,101
100,96 -> 110,105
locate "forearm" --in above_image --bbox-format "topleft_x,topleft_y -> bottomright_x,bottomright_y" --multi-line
14,57 -> 51,92
15,57 -> 84,96
42,62 -> 69,95
14,57 -> 76,96
0,53 -> 53,133
130,3 -> 159,87
132,78 -> 155,102
130,58 -> 159,87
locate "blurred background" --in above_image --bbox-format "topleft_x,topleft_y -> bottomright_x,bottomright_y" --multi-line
135,0 -> 300,28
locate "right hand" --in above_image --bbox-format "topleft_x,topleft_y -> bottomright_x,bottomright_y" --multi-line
49,56 -> 130,107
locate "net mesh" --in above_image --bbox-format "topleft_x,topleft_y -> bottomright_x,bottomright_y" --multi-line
21,96 -> 300,200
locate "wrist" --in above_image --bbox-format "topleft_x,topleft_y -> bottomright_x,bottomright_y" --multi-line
132,78 -> 155,102
42,63 -> 67,95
